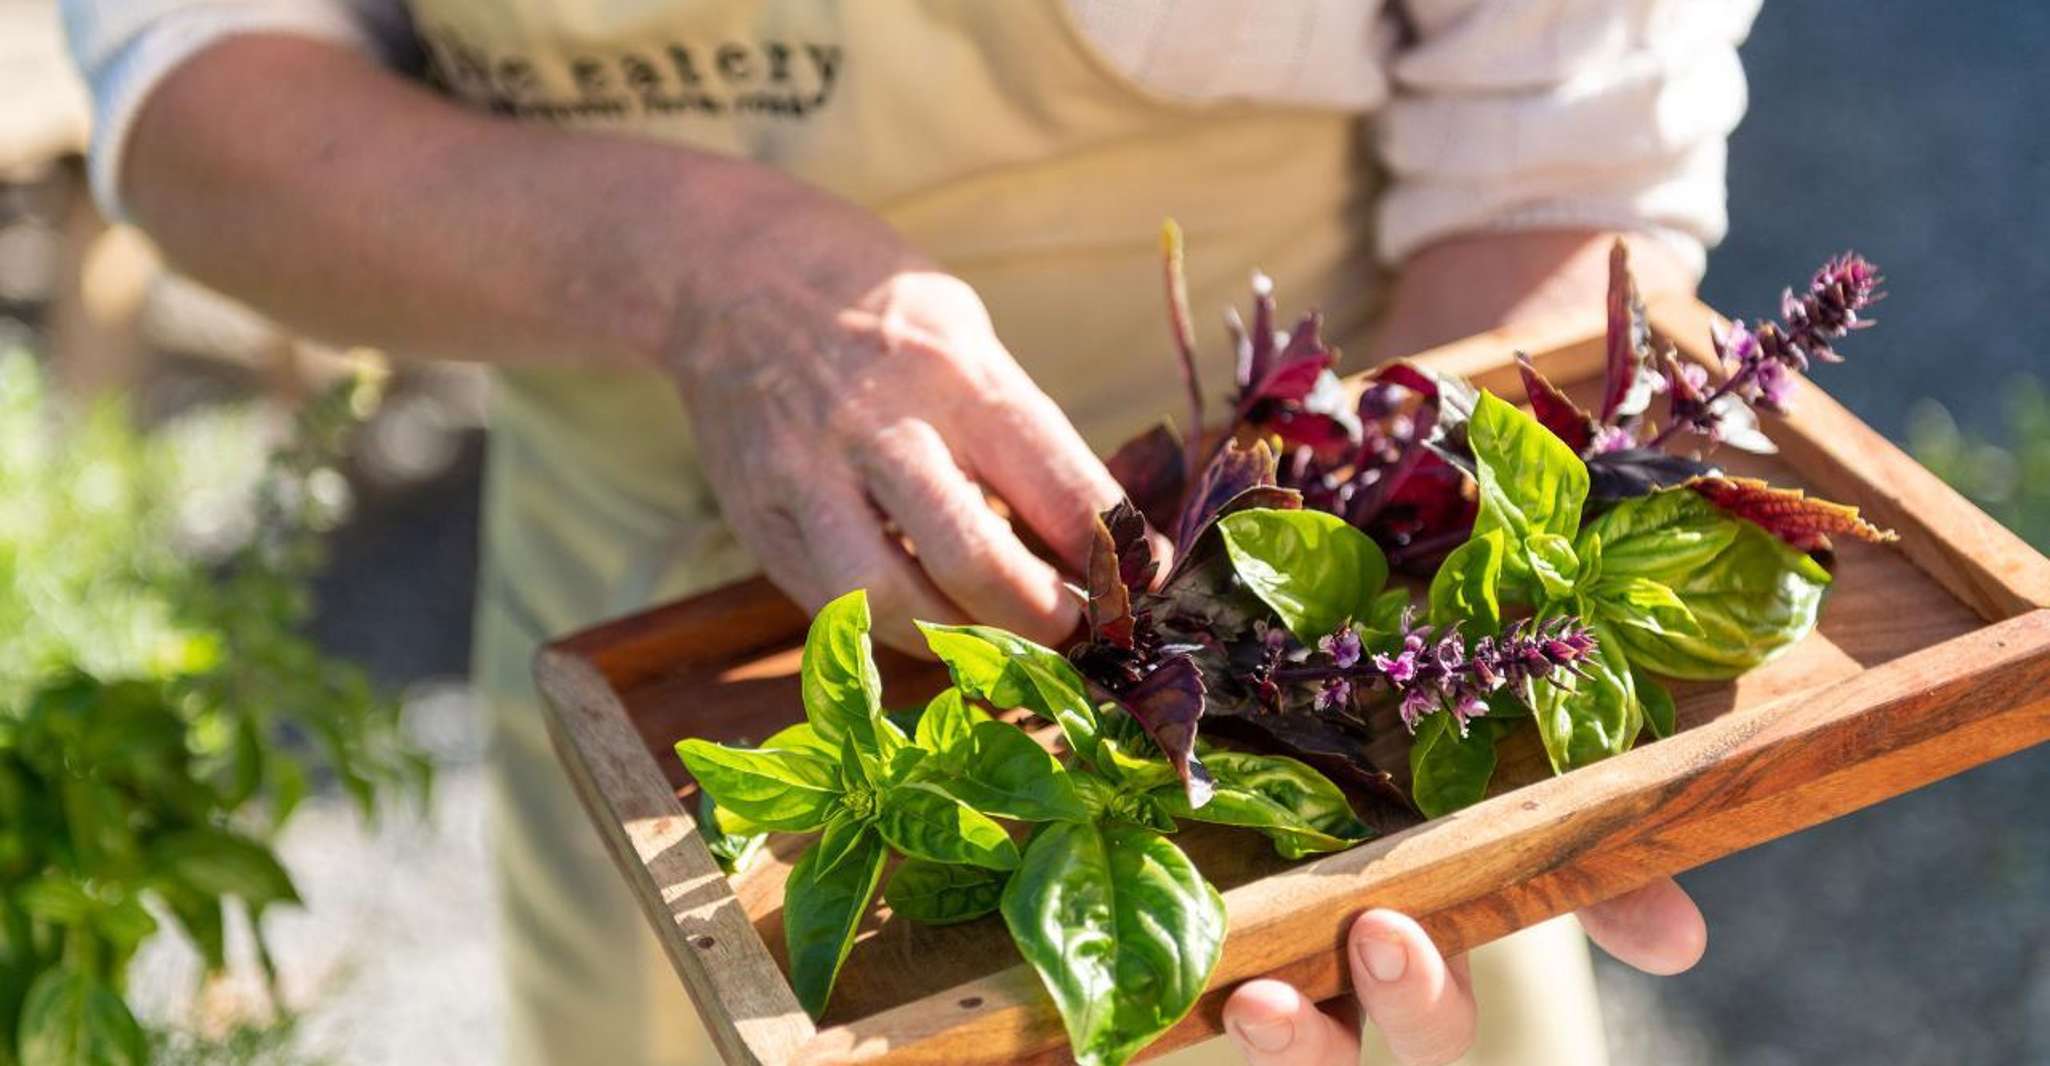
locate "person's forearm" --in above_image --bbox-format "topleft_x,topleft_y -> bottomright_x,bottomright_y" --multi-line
123,35 -> 882,368
1367,230 -> 1698,364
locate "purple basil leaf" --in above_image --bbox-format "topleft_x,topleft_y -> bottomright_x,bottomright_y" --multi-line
1105,423 -> 1189,533
1516,354 -> 1598,453
1599,239 -> 1661,423
1086,513 -> 1138,650
1585,449 -> 1721,503
1173,439 -> 1280,554
1118,656 -> 1214,807
1103,499 -> 1158,594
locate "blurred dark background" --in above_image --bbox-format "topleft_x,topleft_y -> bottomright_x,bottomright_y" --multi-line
4,1 -> 2046,1063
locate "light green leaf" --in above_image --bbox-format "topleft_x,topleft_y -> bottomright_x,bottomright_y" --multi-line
813,810 -> 870,877
784,830 -> 888,1019
759,720 -> 836,757
935,720 -> 1088,823
876,782 -> 1021,870
883,860 -> 1007,925
1467,391 -> 1590,596
1531,623 -> 1641,774
1601,500 -> 1831,679
1409,715 -> 1501,818
912,687 -> 989,759
1589,575 -> 1703,638
800,589 -> 904,757
1001,822 -> 1226,1066
1428,529 -> 1506,633
697,791 -> 767,875
1217,509 -> 1390,643
1525,532 -> 1581,600
1152,750 -> 1369,858
917,623 -> 1100,760
675,739 -> 841,832
1578,489 -> 1741,580
18,971 -> 146,1066
1634,666 -> 1678,739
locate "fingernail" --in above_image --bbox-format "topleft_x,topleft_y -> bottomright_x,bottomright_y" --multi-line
1230,1017 -> 1294,1053
1356,929 -> 1408,983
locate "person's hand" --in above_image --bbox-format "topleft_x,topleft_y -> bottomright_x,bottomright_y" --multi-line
1223,878 -> 1705,1065
665,195 -> 1124,653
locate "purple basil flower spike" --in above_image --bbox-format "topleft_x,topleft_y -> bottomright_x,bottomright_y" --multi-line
1277,612 -> 1601,735
1318,625 -> 1363,669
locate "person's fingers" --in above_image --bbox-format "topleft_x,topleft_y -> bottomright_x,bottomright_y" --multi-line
772,474 -> 965,655
1576,876 -> 1707,976
1223,979 -> 1361,1066
1348,910 -> 1477,1066
956,367 -> 1127,573
856,419 -> 1079,644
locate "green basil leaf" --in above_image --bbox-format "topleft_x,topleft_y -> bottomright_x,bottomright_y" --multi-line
1468,390 -> 1590,595
1579,488 -> 1741,580
1409,715 -> 1501,818
883,744 -> 929,785
759,720 -> 836,757
876,782 -> 1021,870
813,810 -> 870,877
917,623 -> 1100,760
1603,509 -> 1831,679
784,829 -> 888,1019
1157,750 -> 1370,858
1589,575 -> 1703,638
1217,508 -> 1390,643
1525,532 -> 1581,600
150,828 -> 299,907
675,739 -> 841,832
1001,822 -> 1227,1066
883,860 -> 1007,925
17,971 -> 146,1066
800,589 -> 904,757
697,791 -> 767,875
1362,586 -> 1413,639
1634,666 -> 1678,739
1427,528 -> 1506,632
1530,623 -> 1641,773
912,687 -> 989,759
837,736 -> 877,789
936,720 -> 1088,823
1092,734 -> 1181,795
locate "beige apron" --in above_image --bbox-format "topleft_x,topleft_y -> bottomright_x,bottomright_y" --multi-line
407,2 -> 1605,1063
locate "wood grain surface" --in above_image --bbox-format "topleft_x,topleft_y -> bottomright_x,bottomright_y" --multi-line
535,298 -> 2050,1064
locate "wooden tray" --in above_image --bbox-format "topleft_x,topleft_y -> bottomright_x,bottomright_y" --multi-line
534,296 -> 2050,1065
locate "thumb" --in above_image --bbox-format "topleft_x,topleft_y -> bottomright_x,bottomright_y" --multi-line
1349,910 -> 1478,1066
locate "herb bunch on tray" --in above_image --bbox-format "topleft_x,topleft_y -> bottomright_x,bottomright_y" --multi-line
674,228 -> 1897,1066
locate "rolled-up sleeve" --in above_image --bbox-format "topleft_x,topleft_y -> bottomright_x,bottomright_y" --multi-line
59,0 -> 413,220
1377,0 -> 1762,275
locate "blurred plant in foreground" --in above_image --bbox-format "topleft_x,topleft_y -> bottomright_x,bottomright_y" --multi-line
0,350 -> 428,1066
1909,377 -> 2050,546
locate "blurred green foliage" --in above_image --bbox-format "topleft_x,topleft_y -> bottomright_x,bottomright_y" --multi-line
0,351 -> 428,1066
1909,378 -> 2050,546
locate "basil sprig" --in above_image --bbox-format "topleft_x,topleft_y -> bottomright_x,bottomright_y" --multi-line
1409,391 -> 1830,806
677,591 -> 1371,1062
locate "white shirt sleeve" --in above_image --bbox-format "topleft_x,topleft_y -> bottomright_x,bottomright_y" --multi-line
59,0 -> 414,220
1376,0 -> 1763,275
